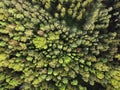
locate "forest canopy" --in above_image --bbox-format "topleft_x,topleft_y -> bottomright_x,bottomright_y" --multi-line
0,0 -> 120,90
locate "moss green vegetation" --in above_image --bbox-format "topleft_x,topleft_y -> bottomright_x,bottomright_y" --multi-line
0,0 -> 120,90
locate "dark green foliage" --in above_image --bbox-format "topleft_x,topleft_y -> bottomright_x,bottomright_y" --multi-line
0,0 -> 120,90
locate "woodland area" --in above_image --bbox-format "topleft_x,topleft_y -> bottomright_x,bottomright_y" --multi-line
0,0 -> 120,90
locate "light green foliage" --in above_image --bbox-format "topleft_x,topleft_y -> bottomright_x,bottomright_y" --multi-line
48,32 -> 59,40
46,76 -> 52,81
62,78 -> 68,84
110,70 -> 120,81
19,43 -> 27,50
40,24 -> 45,31
96,72 -> 104,79
0,2 -> 4,7
48,68 -> 53,74
32,36 -> 47,49
16,14 -> 24,19
0,73 -> 5,81
53,70 -> 58,76
79,85 -> 87,90
8,78 -> 20,87
94,62 -> 109,71
25,30 -> 33,36
0,41 -> 6,47
0,53 -> 8,61
62,56 -> 71,64
37,60 -> 45,68
0,14 -> 4,20
71,80 -> 78,85
110,79 -> 120,89
15,25 -> 25,31
59,59 -> 63,64
26,56 -> 33,61
32,78 -> 40,85
115,54 -> 120,60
